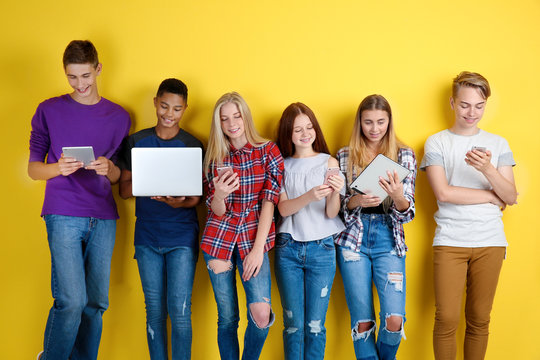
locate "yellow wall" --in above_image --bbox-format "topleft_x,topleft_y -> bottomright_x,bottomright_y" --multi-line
2,0 -> 539,359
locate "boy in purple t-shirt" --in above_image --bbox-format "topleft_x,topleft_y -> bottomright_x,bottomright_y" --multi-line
28,40 -> 131,360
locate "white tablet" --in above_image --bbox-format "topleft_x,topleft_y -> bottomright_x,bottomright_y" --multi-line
62,146 -> 95,166
131,147 -> 202,196
350,154 -> 411,200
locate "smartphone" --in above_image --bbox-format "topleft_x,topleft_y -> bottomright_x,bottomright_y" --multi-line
323,167 -> 340,185
471,146 -> 487,153
216,166 -> 233,178
62,146 -> 95,166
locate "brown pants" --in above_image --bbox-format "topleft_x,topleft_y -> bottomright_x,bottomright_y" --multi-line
433,246 -> 505,360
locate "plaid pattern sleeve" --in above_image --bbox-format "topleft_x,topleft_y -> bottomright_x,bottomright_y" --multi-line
201,141 -> 284,260
334,147 -> 417,257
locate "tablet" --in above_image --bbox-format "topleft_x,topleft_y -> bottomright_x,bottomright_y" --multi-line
350,154 -> 411,200
132,147 -> 202,196
62,146 -> 95,166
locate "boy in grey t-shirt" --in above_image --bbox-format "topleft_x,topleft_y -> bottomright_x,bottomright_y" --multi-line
421,71 -> 517,360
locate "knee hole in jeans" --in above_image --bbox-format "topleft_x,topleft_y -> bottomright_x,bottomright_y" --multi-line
352,320 -> 376,341
249,302 -> 271,329
207,259 -> 233,274
385,315 -> 403,332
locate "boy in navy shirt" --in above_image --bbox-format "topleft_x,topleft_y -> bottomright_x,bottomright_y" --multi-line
118,78 -> 203,360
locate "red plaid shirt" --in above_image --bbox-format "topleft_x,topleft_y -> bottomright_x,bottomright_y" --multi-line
201,141 -> 284,260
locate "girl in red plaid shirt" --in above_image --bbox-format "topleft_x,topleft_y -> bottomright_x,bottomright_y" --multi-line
201,92 -> 283,360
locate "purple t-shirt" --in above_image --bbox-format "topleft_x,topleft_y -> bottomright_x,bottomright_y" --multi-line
29,94 -> 131,219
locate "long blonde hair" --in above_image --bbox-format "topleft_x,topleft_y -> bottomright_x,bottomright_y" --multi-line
204,92 -> 267,176
347,95 -> 406,209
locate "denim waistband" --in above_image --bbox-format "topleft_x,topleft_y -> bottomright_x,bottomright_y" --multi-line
360,212 -> 391,222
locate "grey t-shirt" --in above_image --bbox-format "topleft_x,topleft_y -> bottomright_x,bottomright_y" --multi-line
278,153 -> 345,241
420,129 -> 515,247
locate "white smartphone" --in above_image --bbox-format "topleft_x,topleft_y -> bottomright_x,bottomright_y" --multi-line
62,146 -> 95,166
324,167 -> 340,185
216,166 -> 233,178
471,146 -> 487,153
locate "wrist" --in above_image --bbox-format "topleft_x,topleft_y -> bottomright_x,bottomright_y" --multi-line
482,164 -> 497,177
214,194 -> 226,202
251,242 -> 265,253
55,162 -> 62,176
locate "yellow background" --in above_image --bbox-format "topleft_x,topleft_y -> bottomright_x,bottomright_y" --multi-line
1,0 -> 539,359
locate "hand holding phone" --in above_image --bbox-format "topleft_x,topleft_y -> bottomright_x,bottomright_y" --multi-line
217,166 -> 233,178
324,167 -> 340,185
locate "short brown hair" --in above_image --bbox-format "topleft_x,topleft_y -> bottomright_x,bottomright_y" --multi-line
63,40 -> 99,68
452,71 -> 491,99
276,102 -> 330,158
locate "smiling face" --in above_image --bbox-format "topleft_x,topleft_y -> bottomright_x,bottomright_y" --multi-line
154,92 -> 186,130
360,109 -> 389,147
220,101 -> 247,148
291,113 -> 316,152
450,86 -> 486,135
65,63 -> 102,104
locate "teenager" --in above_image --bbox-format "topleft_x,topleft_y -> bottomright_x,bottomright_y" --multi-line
118,78 -> 203,360
274,102 -> 345,359
201,92 -> 283,360
336,95 -> 416,360
421,71 -> 517,360
28,40 -> 131,360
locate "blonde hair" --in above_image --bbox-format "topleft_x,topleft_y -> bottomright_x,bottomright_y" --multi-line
204,92 -> 267,176
452,71 -> 491,99
347,95 -> 406,209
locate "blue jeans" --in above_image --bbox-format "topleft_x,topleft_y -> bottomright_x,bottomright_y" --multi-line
203,247 -> 274,360
336,213 -> 406,360
135,245 -> 198,360
274,233 -> 336,360
42,214 -> 116,360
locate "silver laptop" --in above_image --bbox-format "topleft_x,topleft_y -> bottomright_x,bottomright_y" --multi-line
350,154 -> 411,200
131,147 -> 202,196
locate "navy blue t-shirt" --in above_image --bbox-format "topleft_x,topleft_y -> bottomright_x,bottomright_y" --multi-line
119,127 -> 204,248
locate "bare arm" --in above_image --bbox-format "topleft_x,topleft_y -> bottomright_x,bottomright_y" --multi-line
119,169 -> 133,199
425,165 -> 504,206
28,161 -> 61,180
277,186 -> 332,217
210,171 -> 239,216
325,157 -> 344,218
28,155 -> 83,180
484,165 -> 517,205
465,149 -> 517,205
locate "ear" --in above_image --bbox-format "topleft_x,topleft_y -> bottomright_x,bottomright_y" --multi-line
95,63 -> 103,75
449,96 -> 455,110
153,96 -> 158,108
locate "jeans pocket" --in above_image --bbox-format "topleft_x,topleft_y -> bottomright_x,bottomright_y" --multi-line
320,235 -> 336,251
385,216 -> 395,230
275,233 -> 290,249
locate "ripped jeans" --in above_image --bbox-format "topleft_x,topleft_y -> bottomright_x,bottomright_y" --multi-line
203,247 -> 274,360
274,233 -> 336,360
336,213 -> 406,360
